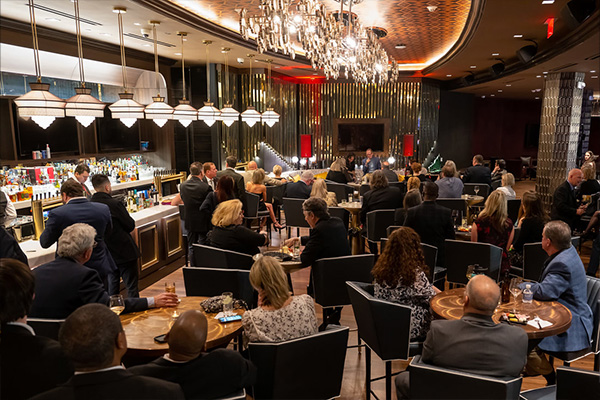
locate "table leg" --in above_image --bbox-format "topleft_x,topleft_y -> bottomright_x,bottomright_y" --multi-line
350,213 -> 364,255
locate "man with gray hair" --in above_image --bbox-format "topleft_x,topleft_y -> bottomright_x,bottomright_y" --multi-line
284,171 -> 314,199
29,223 -> 178,319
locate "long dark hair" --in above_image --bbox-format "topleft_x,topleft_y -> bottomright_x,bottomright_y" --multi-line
518,190 -> 549,223
216,176 -> 235,203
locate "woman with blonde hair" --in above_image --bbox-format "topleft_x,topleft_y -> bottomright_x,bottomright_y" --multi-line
310,179 -> 338,207
436,161 -> 463,198
208,199 -> 268,256
471,190 -> 514,274
496,172 -> 516,200
246,168 -> 283,229
406,176 -> 421,192
272,164 -> 287,183
580,165 -> 600,196
326,158 -> 352,184
242,255 -> 317,345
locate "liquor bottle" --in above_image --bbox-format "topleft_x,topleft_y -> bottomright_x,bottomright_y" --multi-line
500,270 -> 511,304
127,190 -> 137,213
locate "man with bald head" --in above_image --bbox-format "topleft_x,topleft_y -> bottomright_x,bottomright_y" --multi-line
242,160 -> 258,186
130,310 -> 255,399
395,275 -> 528,399
551,168 -> 587,229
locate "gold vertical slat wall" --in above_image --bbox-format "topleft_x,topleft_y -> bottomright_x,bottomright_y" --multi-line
420,81 -> 441,160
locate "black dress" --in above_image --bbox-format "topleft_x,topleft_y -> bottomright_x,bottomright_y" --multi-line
512,217 -> 545,252
208,225 -> 266,255
579,179 -> 600,196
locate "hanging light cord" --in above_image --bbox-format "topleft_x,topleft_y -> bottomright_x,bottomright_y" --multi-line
117,11 -> 128,91
180,34 -> 186,101
28,0 -> 41,82
73,0 -> 85,86
249,55 -> 253,107
267,59 -> 272,107
205,42 -> 211,101
224,49 -> 230,104
153,23 -> 160,96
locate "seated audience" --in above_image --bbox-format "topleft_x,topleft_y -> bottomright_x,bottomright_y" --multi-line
346,153 -> 357,175
31,304 -> 184,400
471,191 -> 514,275
1,258 -> 73,400
462,154 -> 492,186
406,176 -> 421,192
582,150 -> 597,174
394,189 -> 422,225
242,256 -> 317,345
246,169 -> 283,229
381,161 -> 399,182
360,170 -> 403,226
496,172 -> 516,200
216,156 -> 246,205
410,162 -> 428,182
435,161 -> 463,198
509,191 -> 548,267
199,175 -> 236,236
271,164 -> 287,183
241,161 -> 258,186
208,199 -> 268,256
30,223 -> 177,319
579,165 -> 600,196
310,178 -> 338,207
284,171 -> 314,199
395,275 -> 528,399
491,158 -> 507,184
373,227 -> 438,340
130,310 -> 256,399
550,168 -> 586,230
326,158 -> 352,184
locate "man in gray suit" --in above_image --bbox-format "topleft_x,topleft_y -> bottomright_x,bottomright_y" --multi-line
395,275 -> 528,399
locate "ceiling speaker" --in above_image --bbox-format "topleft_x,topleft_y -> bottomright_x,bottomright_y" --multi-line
561,0 -> 596,30
517,45 -> 537,64
489,62 -> 505,77
461,74 -> 475,86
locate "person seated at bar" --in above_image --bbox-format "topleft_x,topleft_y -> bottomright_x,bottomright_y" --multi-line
31,304 -> 184,400
496,172 -> 516,200
310,178 -> 338,207
509,190 -> 548,268
130,310 -> 256,399
395,275 -> 528,399
0,258 -> 73,400
208,199 -> 268,256
471,191 -> 514,275
462,154 -> 491,186
406,176 -> 421,192
435,161 -> 463,198
284,171 -> 314,199
394,189 -> 422,226
326,158 -> 352,184
30,224 -> 178,319
242,256 -> 317,346
491,158 -> 507,184
362,148 -> 381,174
360,170 -> 403,227
241,160 -> 258,186
373,227 -> 438,340
246,169 -> 284,229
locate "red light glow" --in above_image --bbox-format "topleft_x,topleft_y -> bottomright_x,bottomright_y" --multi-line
545,18 -> 554,39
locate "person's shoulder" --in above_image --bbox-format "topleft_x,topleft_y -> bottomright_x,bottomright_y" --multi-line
295,294 -> 316,308
203,348 -> 248,365
126,374 -> 183,394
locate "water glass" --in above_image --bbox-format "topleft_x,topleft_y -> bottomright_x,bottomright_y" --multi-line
222,292 -> 234,313
348,194 -> 353,203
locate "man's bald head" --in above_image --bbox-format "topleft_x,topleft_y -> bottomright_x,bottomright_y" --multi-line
464,275 -> 500,316
567,168 -> 583,187
248,161 -> 257,171
167,310 -> 208,360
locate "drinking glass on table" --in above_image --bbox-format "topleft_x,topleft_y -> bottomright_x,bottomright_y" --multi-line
165,282 -> 176,294
509,278 -> 523,313
222,292 -> 234,314
109,295 -> 125,315
474,185 -> 480,196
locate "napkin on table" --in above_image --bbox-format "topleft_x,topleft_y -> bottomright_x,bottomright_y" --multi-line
527,317 -> 552,329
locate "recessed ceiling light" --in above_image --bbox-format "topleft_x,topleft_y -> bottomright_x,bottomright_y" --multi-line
536,75 -> 542,78
543,71 -> 548,74
542,0 -> 554,4
470,65 -> 476,69
99,33 -> 111,36
427,5 -> 438,12
174,53 -> 182,56
514,34 -> 523,38
531,90 -> 537,93
498,90 -> 503,92
134,22 -> 141,26
536,89 -> 542,92
491,94 -> 495,97
45,18 -> 61,22
183,38 -> 187,41
535,96 -> 540,99
395,44 -> 406,49
506,84 -> 511,87
446,74 -> 452,77
592,76 -> 599,79
481,96 -> 486,99
591,70 -> 597,73
491,53 -> 500,56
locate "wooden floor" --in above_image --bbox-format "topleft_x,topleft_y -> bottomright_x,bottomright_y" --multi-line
141,179 -> 597,399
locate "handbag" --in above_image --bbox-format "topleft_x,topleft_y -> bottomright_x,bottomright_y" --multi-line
199,295 -> 248,314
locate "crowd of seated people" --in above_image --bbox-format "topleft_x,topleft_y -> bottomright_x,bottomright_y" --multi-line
245,168 -> 284,229
310,178 -> 338,207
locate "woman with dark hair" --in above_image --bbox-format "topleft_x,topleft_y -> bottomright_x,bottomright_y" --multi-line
372,227 -> 438,340
394,189 -> 422,225
199,176 -> 236,235
491,159 -> 507,184
346,153 -> 356,176
360,170 -> 402,226
509,191 -> 549,267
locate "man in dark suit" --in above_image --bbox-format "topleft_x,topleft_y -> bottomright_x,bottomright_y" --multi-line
550,168 -> 586,229
462,154 -> 492,186
284,171 -> 314,199
202,161 -> 218,190
395,275 -> 528,399
130,310 -> 256,399
181,162 -> 212,249
31,304 -> 184,400
404,182 -> 455,267
30,223 -> 178,319
91,174 -> 140,297
360,170 -> 403,226
40,178 -> 116,288
381,161 -> 399,182
73,163 -> 92,198
1,258 -> 73,400
216,156 -> 246,204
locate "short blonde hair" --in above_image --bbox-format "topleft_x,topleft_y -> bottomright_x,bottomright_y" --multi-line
249,256 -> 290,309
502,172 -> 515,187
583,166 -> 595,180
330,158 -> 346,172
211,199 -> 242,227
252,168 -> 266,185
273,165 -> 282,176
407,176 -> 421,191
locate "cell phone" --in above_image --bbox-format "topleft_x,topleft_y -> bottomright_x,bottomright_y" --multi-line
219,315 -> 242,323
154,333 -> 168,344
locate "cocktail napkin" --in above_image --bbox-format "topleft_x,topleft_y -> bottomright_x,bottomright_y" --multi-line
527,317 -> 552,329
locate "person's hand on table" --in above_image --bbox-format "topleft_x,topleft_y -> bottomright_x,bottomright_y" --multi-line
154,293 -> 179,307
284,237 -> 300,247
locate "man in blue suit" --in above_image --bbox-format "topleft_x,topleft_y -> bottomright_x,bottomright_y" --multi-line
40,178 -> 116,288
362,148 -> 381,174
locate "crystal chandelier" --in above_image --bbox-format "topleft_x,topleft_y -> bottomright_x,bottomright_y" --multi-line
241,54 -> 261,127
217,48 -> 239,127
173,32 -> 197,127
144,21 -> 173,127
261,59 -> 279,127
197,40 -> 221,127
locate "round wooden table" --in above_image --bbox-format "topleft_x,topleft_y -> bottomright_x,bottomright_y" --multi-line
120,296 -> 244,357
341,201 -> 364,255
430,288 -> 572,340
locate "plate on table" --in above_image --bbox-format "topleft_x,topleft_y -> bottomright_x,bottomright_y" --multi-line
262,251 -> 294,262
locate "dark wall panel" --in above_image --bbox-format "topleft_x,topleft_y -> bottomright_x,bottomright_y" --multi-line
438,90 -> 474,170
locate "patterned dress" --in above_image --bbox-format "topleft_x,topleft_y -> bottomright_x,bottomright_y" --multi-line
475,216 -> 513,274
374,270 -> 436,340
242,294 -> 317,346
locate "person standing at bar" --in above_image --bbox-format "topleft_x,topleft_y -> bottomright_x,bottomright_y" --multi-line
202,162 -> 218,191
90,174 -> 140,298
216,156 -> 246,208
74,163 -> 92,199
181,162 -> 212,249
362,148 -> 381,174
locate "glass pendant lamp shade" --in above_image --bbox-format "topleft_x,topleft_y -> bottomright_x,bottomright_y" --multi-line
109,92 -> 144,128
65,87 -> 106,127
197,102 -> 221,127
14,82 -> 66,129
218,104 -> 240,127
173,99 -> 197,127
241,106 -> 261,127
145,95 -> 173,127
261,107 -> 280,127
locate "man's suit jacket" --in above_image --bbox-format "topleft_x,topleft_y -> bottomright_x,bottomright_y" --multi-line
201,176 -> 216,190
129,349 -> 256,399
30,368 -> 184,400
284,181 -> 312,199
90,192 -> 139,265
360,187 -> 403,225
404,201 -> 455,267
216,168 -> 246,203
30,257 -> 148,319
39,197 -> 116,279
382,169 -> 399,182
529,246 -> 593,352
462,164 -> 492,186
300,216 -> 351,268
550,181 -> 579,228
180,176 -> 212,233
0,226 -> 28,265
1,323 -> 73,400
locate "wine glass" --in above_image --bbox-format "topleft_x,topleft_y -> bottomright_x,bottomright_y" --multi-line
109,295 -> 125,315
509,278 -> 522,313
474,185 -> 480,196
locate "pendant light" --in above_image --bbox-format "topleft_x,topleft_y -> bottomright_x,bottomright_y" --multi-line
144,21 -> 173,127
241,54 -> 261,127
197,40 -> 221,127
64,0 -> 105,127
217,47 -> 239,127
173,32 -> 196,127
14,0 -> 66,129
261,59 -> 279,127
108,7 -> 144,128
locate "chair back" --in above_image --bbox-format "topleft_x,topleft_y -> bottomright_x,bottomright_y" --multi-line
585,276 -> 600,355
522,242 -> 547,282
463,183 -> 491,198
282,198 -> 311,229
409,355 -> 522,399
248,326 -> 349,400
386,225 -> 402,237
520,156 -> 532,167
556,367 -> 600,400
26,318 -> 65,341
326,182 -> 352,203
445,240 -> 503,284
312,254 -> 374,308
359,184 -> 371,197
366,209 -> 396,242
266,184 -> 286,206
437,198 -> 467,215
192,244 -> 254,270
215,389 -> 246,400
245,192 -> 261,219
491,180 -> 501,190
328,207 -> 350,231
183,266 -> 254,307
178,205 -> 188,236
389,181 -> 406,195
507,199 -> 521,224
346,281 -> 412,361
421,243 -> 438,284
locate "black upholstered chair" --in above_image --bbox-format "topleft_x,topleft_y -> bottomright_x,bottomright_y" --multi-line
248,326 -> 349,400
409,355 -> 522,399
386,225 -> 402,237
328,206 -> 350,231
26,318 -> 65,341
507,199 -> 521,225
437,198 -> 468,218
192,244 -> 254,270
346,281 -> 422,400
244,192 -> 271,231
326,181 -> 353,203
520,367 -> 600,400
183,266 -> 254,308
445,240 -> 503,285
491,180 -> 502,190
463,183 -> 491,199
359,184 -> 371,196
364,209 -> 396,254
522,238 -> 581,282
420,243 -> 439,285
282,197 -> 310,237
